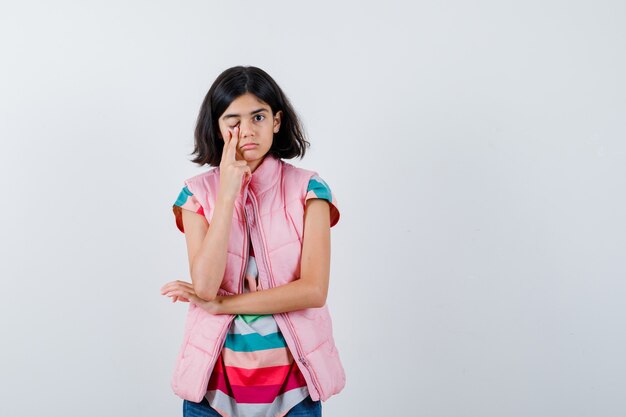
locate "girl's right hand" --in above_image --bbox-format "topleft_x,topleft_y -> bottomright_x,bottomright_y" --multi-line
219,126 -> 252,201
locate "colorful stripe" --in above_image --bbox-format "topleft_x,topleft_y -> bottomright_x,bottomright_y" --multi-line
172,185 -> 204,233
204,251 -> 309,415
224,331 -> 288,352
305,174 -> 340,227
305,174 -> 333,202
174,185 -> 204,214
206,386 -> 309,417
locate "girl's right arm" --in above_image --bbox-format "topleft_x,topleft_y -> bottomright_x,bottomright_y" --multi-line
183,126 -> 251,301
182,193 -> 236,302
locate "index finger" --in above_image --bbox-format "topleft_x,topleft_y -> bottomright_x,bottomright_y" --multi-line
222,126 -> 239,162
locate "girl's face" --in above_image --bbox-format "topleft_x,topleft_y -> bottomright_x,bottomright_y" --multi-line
217,92 -> 282,170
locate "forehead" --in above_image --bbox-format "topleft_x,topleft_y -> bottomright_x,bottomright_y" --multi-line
221,93 -> 271,120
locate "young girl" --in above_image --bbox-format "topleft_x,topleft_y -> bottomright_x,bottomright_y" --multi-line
160,66 -> 346,417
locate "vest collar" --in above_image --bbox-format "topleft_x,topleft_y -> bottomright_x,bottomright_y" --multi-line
242,153 -> 282,196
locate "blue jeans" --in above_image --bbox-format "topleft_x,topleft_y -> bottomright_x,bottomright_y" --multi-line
183,394 -> 322,417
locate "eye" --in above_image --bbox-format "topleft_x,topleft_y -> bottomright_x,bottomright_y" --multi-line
254,114 -> 265,122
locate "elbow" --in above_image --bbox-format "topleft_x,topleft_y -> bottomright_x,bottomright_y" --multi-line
196,288 -> 217,302
194,283 -> 217,302
190,269 -> 218,302
310,285 -> 327,308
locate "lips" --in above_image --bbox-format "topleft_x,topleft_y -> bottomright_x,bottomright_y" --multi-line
240,143 -> 258,150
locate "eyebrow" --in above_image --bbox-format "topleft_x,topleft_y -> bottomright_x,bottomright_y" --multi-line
222,108 -> 268,120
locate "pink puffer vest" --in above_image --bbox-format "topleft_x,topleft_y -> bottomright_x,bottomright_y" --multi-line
170,153 -> 346,403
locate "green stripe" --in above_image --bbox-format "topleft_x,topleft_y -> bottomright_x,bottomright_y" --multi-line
239,314 -> 267,324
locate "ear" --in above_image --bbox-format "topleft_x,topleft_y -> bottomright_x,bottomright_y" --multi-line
273,110 -> 282,133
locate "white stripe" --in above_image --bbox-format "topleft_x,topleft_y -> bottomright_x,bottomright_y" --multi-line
205,386 -> 309,417
230,314 -> 280,336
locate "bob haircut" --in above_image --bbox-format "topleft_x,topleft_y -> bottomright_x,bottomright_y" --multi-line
191,66 -> 310,167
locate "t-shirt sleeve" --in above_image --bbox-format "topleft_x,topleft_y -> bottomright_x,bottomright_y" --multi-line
305,174 -> 340,227
172,185 -> 205,233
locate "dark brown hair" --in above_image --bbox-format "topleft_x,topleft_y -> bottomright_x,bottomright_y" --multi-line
190,66 -> 310,166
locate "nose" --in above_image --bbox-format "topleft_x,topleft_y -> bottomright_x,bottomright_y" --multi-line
239,119 -> 254,138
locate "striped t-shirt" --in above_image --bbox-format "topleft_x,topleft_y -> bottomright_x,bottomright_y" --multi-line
172,174 -> 339,417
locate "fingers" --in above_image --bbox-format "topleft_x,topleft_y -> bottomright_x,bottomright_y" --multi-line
230,126 -> 241,160
221,129 -> 231,163
222,126 -> 240,163
160,280 -> 193,294
160,281 -> 188,292
161,281 -> 197,306
170,294 -> 190,303
164,288 -> 194,302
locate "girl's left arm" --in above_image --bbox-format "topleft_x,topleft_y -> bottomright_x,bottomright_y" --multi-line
214,198 -> 331,315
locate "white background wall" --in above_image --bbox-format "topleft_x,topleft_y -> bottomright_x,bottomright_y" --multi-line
1,1 -> 625,416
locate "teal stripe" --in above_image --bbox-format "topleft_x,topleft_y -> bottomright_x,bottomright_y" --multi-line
174,186 -> 193,207
307,175 -> 332,202
224,331 -> 287,352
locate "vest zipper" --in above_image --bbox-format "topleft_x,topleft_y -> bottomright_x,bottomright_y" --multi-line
245,193 -> 324,400
241,185 -> 250,295
284,310 -> 324,400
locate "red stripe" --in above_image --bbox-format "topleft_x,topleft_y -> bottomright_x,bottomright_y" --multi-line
221,363 -> 292,386
207,360 -> 307,403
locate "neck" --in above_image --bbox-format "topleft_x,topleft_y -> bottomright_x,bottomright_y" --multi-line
248,155 -> 267,174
